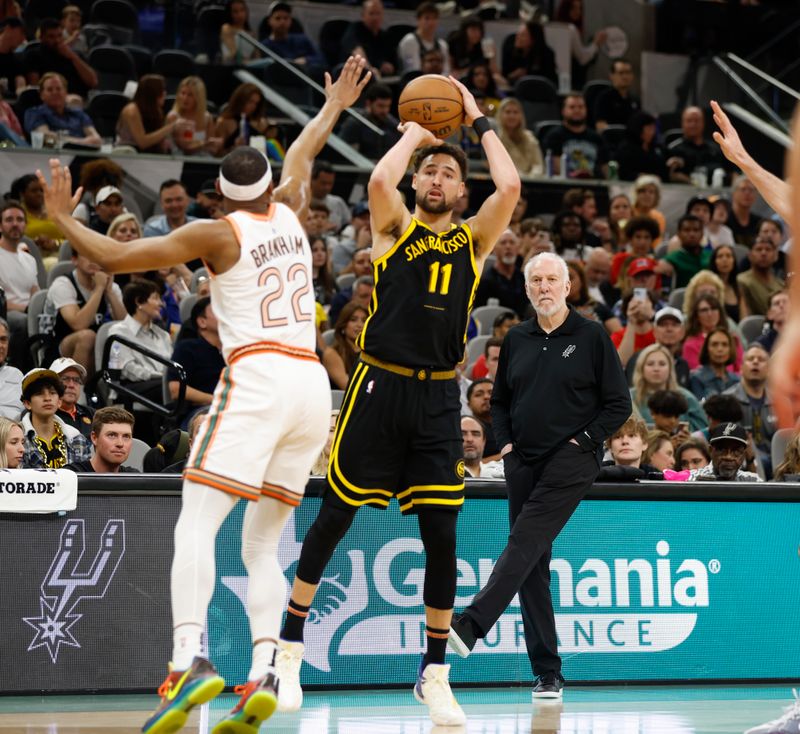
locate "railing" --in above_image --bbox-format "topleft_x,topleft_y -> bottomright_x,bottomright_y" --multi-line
100,334 -> 187,417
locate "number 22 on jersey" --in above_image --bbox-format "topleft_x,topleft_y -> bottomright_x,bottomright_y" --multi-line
258,263 -> 313,328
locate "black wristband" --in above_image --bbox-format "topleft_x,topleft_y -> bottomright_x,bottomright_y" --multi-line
473,116 -> 491,141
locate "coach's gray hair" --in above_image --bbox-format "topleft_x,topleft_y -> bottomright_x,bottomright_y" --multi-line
523,252 -> 569,283
353,275 -> 374,288
0,316 -> 9,335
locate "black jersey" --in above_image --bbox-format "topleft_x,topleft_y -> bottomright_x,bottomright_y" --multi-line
358,217 -> 480,369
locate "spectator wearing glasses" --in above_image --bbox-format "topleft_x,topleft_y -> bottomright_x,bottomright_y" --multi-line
51,357 -> 94,439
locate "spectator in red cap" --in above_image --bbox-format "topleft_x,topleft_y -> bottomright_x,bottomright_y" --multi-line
611,256 -> 666,324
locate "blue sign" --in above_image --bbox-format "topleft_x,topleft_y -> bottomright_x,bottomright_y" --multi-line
208,497 -> 800,685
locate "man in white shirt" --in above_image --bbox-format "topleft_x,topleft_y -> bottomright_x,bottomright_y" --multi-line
398,2 -> 449,74
42,251 -> 125,372
0,200 -> 39,370
0,317 -> 22,418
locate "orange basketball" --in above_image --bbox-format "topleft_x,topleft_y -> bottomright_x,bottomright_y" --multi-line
398,74 -> 464,139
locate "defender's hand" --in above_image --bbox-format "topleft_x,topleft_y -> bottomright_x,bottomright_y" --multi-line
36,160 -> 83,223
325,55 -> 372,109
711,100 -> 750,168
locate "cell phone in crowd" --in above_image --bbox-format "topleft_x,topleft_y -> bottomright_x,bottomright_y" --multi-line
634,287 -> 648,302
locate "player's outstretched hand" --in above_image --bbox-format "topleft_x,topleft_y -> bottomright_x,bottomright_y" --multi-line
325,55 -> 372,109
448,75 -> 482,126
711,99 -> 750,168
397,120 -> 442,148
36,159 -> 83,223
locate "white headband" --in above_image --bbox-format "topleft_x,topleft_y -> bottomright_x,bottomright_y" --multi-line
218,162 -> 272,201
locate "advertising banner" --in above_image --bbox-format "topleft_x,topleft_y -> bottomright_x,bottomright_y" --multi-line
209,496 -> 800,687
3,491 -> 799,693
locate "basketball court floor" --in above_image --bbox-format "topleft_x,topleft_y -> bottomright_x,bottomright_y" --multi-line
0,685 -> 794,733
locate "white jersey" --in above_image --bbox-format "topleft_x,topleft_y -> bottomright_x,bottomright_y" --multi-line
211,204 -> 316,362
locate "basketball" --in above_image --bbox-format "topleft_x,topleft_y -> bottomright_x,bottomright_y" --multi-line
398,74 -> 464,139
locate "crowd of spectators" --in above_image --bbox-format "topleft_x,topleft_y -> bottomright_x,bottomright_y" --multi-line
0,0 -> 794,486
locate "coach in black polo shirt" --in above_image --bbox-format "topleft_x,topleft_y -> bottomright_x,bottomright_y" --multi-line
449,251 -> 630,698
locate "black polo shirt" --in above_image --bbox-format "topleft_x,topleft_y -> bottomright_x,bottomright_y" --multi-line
57,403 -> 95,440
491,306 -> 631,462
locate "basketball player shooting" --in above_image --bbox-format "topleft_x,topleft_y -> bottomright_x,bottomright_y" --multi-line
36,56 -> 371,734
274,76 -> 521,726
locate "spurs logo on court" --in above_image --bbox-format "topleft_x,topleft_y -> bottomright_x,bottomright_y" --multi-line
562,344 -> 576,358
23,520 -> 126,663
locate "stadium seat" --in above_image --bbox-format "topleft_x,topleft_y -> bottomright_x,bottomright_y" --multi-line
190,268 -> 208,293
86,91 -> 129,139
336,273 -> 355,291
262,61 -> 318,107
668,287 -> 686,310
471,305 -> 511,335
582,79 -> 612,124
738,315 -> 765,345
89,0 -> 139,43
23,0 -> 65,36
153,49 -> 197,94
88,46 -> 137,92
385,23 -> 414,49
318,18 -> 349,67
534,119 -> 561,141
21,237 -> 48,289
126,438 -> 151,470
322,328 -> 336,346
59,241 -> 73,261
195,4 -> 226,62
513,75 -> 559,123
179,293 -> 199,324
47,262 -> 75,288
331,389 -> 345,410
466,334 -> 490,366
771,428 -> 795,477
124,44 -> 153,77
600,124 -> 627,157
14,87 -> 42,124
26,289 -> 50,367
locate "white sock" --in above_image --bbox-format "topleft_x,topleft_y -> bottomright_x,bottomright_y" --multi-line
241,496 -> 294,680
172,623 -> 204,671
170,480 -> 238,667
249,639 -> 277,681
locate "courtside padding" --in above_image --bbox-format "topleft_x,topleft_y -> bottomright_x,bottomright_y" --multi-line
2,477 -> 799,693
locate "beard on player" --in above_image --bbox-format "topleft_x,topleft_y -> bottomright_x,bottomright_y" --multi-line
416,188 -> 455,215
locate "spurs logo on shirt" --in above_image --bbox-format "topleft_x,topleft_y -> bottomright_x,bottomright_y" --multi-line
212,204 -> 316,362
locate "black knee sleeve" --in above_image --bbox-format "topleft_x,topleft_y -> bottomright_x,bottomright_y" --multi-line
418,510 -> 458,610
294,492 -> 357,585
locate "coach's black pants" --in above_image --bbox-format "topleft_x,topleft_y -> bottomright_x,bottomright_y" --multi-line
465,441 -> 599,677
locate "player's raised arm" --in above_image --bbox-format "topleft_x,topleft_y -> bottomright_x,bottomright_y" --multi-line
711,99 -> 791,221
37,159 -> 224,273
769,107 -> 800,428
273,55 -> 371,220
449,75 -> 521,259
367,121 -> 440,241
